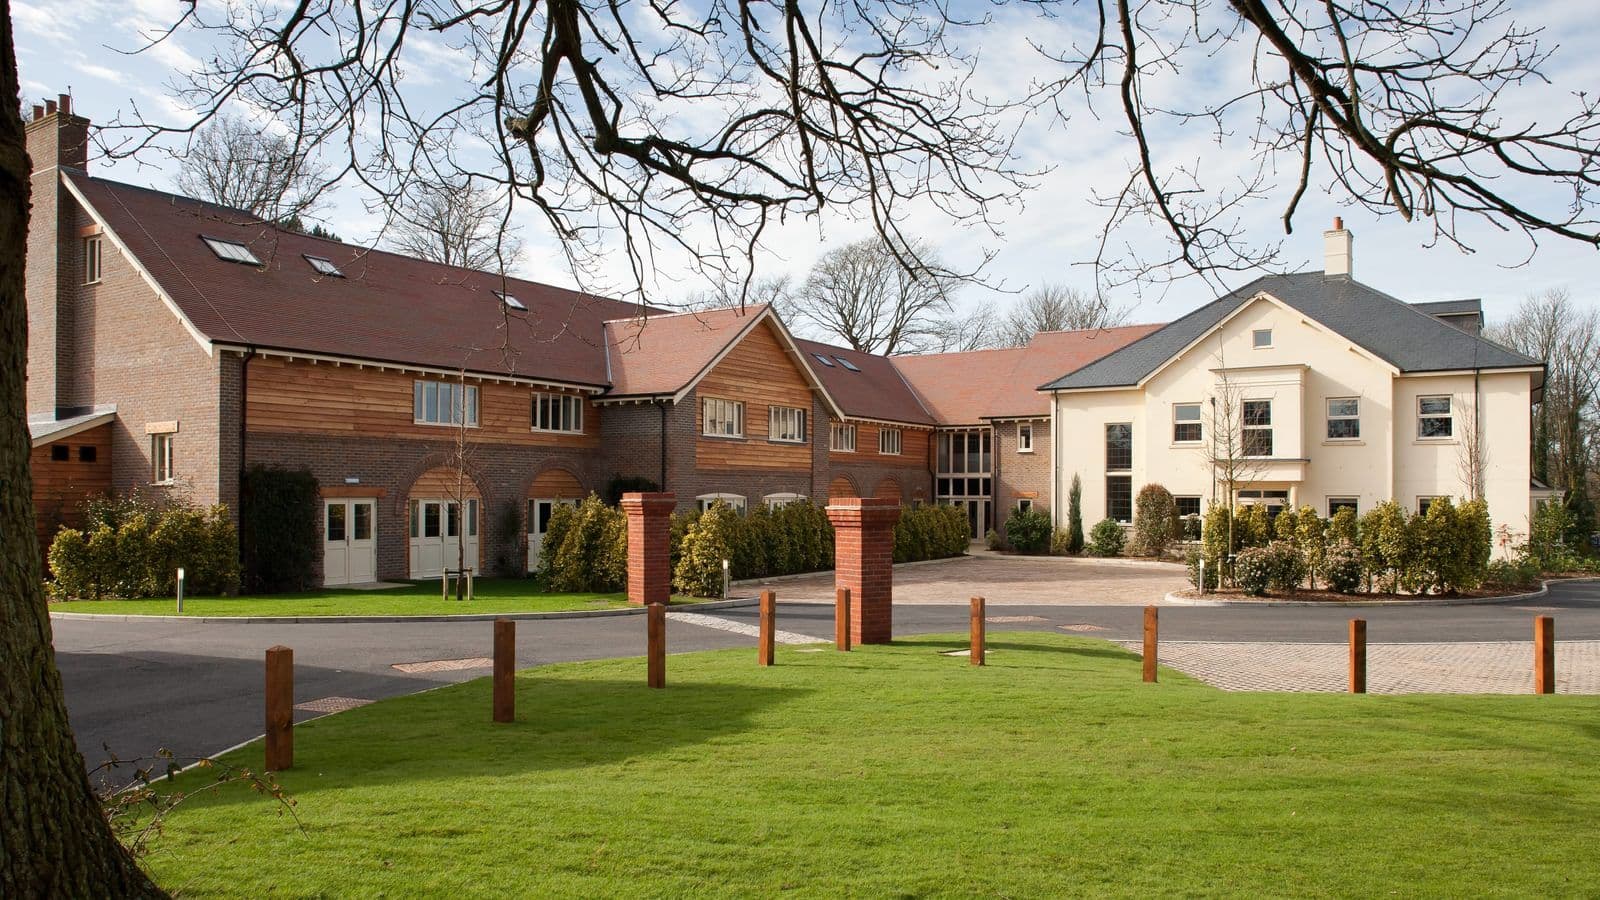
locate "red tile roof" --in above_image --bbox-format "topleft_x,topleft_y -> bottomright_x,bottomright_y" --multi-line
890,325 -> 1162,424
68,174 -> 648,387
604,306 -> 773,398
792,339 -> 937,426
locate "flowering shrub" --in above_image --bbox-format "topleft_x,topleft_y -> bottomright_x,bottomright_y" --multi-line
1323,544 -> 1363,594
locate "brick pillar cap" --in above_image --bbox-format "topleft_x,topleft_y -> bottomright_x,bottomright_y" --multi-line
621,491 -> 677,510
825,496 -> 900,510
826,496 -> 902,525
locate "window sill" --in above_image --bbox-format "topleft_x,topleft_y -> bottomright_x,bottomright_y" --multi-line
831,448 -> 857,454
414,421 -> 480,429
1321,439 -> 1364,446
1413,438 -> 1457,445
531,427 -> 585,436
701,433 -> 747,441
879,451 -> 903,457
767,438 -> 807,445
1169,442 -> 1202,449
84,279 -> 101,286
1016,448 -> 1034,454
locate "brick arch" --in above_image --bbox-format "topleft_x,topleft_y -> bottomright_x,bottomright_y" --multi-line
873,476 -> 903,502
409,466 -> 484,500
391,452 -> 489,520
828,473 -> 861,499
523,463 -> 585,500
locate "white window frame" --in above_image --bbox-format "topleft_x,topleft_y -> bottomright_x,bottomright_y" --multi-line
1252,328 -> 1273,348
151,433 -> 174,485
1172,403 -> 1202,444
413,379 -> 480,427
1417,395 -> 1453,440
532,392 -> 584,434
764,492 -> 807,508
1016,498 -> 1033,513
1242,399 -> 1273,458
1174,495 -> 1202,519
697,493 -> 747,515
1328,496 -> 1359,517
879,427 -> 902,455
1017,424 -> 1033,453
1326,397 -> 1361,440
83,236 -> 102,284
831,422 -> 857,452
304,254 -> 344,277
768,405 -> 807,443
702,397 -> 745,438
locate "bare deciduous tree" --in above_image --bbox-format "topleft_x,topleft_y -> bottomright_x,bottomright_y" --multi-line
995,284 -> 1129,347
789,238 -> 974,355
174,115 -> 326,225
926,305 -> 1000,353
683,274 -> 794,317
389,180 -> 525,274
1204,348 -> 1272,565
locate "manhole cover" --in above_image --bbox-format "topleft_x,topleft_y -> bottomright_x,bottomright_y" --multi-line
986,615 -> 1046,623
1058,623 -> 1106,633
391,657 -> 494,673
295,696 -> 373,714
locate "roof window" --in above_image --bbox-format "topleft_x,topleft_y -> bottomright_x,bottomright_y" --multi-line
202,236 -> 261,266
834,356 -> 860,372
304,255 -> 344,277
811,353 -> 836,368
495,291 -> 527,311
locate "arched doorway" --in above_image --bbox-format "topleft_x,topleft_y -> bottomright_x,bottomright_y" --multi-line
407,467 -> 482,578
527,467 -> 584,572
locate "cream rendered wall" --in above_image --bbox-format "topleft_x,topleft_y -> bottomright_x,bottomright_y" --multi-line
1053,389 -> 1142,526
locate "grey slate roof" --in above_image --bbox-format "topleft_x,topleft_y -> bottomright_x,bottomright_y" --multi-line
1040,273 -> 1541,391
1410,299 -> 1483,317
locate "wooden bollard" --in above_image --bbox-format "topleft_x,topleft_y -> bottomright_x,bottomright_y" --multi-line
970,596 -> 986,666
1142,606 -> 1158,683
1535,615 -> 1555,694
835,587 -> 851,652
1348,618 -> 1367,694
647,602 -> 666,688
264,645 -> 294,771
758,590 -> 776,667
493,618 -> 515,723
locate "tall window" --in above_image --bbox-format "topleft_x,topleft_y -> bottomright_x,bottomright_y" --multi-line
1105,423 -> 1132,471
1017,424 -> 1033,452
413,380 -> 479,426
83,236 -> 102,284
151,433 -> 174,484
1326,398 -> 1360,440
1106,476 -> 1132,523
532,392 -> 584,433
1242,400 -> 1273,457
1418,396 -> 1453,438
937,429 -> 991,475
879,427 -> 902,455
769,406 -> 807,443
831,422 -> 857,452
702,397 -> 745,437
1172,403 -> 1202,443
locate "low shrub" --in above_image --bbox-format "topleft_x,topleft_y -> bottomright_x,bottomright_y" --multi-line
1005,507 -> 1053,554
674,501 -> 737,597
1131,484 -> 1177,557
240,465 -> 319,593
1233,546 -> 1273,596
1263,541 -> 1306,594
548,495 -> 627,593
1323,544 -> 1362,594
896,504 -> 967,563
1485,556 -> 1540,591
49,492 -> 239,599
985,528 -> 1004,551
1087,519 -> 1125,557
1185,547 -> 1218,590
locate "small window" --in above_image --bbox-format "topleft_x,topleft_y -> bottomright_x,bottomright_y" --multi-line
1174,496 -> 1202,518
1328,497 -> 1359,516
879,427 -> 902,455
833,356 -> 860,372
811,353 -> 836,368
1252,328 -> 1273,348
1105,423 -> 1132,472
764,492 -> 807,508
326,503 -> 346,542
1172,403 -> 1202,443
532,392 -> 584,433
50,444 -> 69,461
78,445 -> 96,463
1326,398 -> 1360,440
1016,498 -> 1034,513
1017,424 -> 1033,453
1106,475 -> 1132,523
495,291 -> 527,311
1242,400 -> 1273,457
467,499 -> 479,537
1418,395 -> 1453,439
697,493 -> 747,515
201,236 -> 262,265
702,397 -> 745,438
830,422 -> 857,452
83,236 -> 102,284
304,255 -> 344,277
151,433 -> 174,484
1418,496 -> 1444,516
769,406 -> 807,443
413,379 -> 479,426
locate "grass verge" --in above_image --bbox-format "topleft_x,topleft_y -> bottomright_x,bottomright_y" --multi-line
137,633 -> 1600,896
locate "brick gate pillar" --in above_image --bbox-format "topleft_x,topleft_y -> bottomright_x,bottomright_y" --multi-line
621,492 -> 676,606
826,497 -> 901,644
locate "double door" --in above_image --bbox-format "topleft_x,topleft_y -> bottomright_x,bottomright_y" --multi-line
324,498 -> 377,586
527,497 -> 579,572
410,498 -> 479,578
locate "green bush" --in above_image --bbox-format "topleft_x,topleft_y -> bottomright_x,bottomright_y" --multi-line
48,493 -> 239,599
1233,546 -> 1273,596
1050,528 -> 1073,556
985,528 -> 1004,551
1005,507 -> 1053,554
1294,506 -> 1327,589
1328,507 -> 1359,547
1087,519 -> 1125,557
675,501 -> 737,597
603,475 -> 659,506
1359,501 -> 1410,593
239,465 -> 319,593
536,502 -> 577,586
1186,547 -> 1218,590
1485,556 -> 1540,591
895,504 -> 967,563
1323,543 -> 1362,594
1131,484 -> 1177,557
1527,500 -> 1580,572
1066,474 -> 1085,554
1263,541 -> 1306,594
1457,499 -> 1493,589
1273,506 -> 1299,545
549,495 -> 626,593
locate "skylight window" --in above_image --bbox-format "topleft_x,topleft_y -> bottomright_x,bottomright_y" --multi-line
303,255 -> 344,277
495,291 -> 527,311
834,356 -> 860,372
202,236 -> 261,266
811,353 -> 836,367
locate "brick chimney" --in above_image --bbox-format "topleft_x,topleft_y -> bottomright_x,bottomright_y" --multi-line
24,93 -> 92,415
1323,216 -> 1353,278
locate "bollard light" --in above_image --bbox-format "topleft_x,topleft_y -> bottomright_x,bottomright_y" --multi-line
722,558 -> 730,600
176,567 -> 186,613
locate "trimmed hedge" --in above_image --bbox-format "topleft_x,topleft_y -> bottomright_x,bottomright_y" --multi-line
1131,484 -> 1177,556
1087,519 -> 1125,557
1004,507 -> 1052,554
240,465 -> 320,593
50,491 -> 239,599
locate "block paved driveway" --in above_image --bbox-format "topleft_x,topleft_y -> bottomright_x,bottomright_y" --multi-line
50,570 -> 1600,787
744,554 -> 1190,605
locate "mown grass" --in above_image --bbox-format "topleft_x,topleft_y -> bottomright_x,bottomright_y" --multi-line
139,633 -> 1600,897
50,578 -> 700,617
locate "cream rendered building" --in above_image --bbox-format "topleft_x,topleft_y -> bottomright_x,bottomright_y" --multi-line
1042,223 -> 1544,553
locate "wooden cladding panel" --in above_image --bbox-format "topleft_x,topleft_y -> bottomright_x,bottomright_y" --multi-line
32,423 -> 114,554
247,356 -> 600,448
410,466 -> 482,499
829,422 -> 929,467
694,321 -> 813,471
529,468 -> 584,498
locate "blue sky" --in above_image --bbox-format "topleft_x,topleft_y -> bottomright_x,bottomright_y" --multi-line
13,0 -> 1600,331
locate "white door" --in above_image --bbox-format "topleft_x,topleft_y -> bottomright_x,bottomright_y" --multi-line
527,498 -> 578,572
324,499 -> 377,586
410,498 -> 479,578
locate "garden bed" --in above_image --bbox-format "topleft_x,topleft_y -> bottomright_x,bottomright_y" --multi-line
1171,585 -> 1539,603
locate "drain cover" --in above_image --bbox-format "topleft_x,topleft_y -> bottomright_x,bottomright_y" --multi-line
1058,623 -> 1106,633
391,657 -> 494,673
295,696 -> 373,714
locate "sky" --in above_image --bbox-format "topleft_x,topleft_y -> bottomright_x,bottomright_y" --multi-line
12,0 -> 1600,333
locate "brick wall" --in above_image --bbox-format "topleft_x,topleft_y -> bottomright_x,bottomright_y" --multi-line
23,104 -> 88,413
993,419 -> 1052,531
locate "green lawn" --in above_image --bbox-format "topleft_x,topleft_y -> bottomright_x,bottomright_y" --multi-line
137,633 -> 1600,897
50,578 -> 702,617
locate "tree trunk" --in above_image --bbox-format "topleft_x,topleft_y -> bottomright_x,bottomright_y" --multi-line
0,9 -> 166,893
